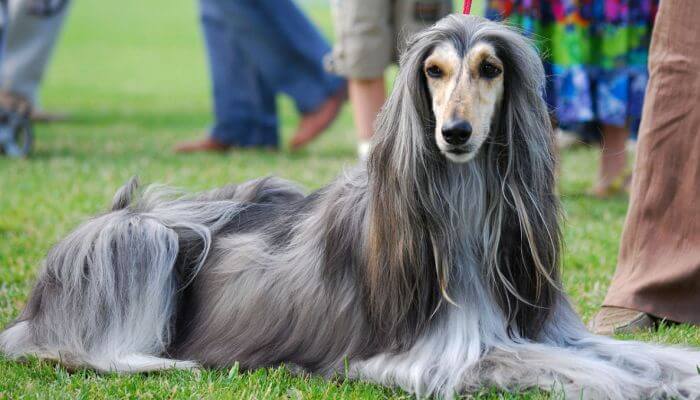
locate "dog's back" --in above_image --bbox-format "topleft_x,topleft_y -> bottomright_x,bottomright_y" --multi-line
0,176 -> 305,372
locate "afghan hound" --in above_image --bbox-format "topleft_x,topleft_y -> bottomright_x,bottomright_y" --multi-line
2,15 -> 699,399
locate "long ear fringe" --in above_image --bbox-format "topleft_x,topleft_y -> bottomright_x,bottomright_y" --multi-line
364,27 -> 454,350
480,25 -> 563,339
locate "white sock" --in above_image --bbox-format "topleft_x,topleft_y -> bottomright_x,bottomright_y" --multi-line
358,141 -> 371,161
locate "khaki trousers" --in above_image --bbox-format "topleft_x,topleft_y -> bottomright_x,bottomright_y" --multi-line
603,0 -> 700,324
326,0 -> 452,79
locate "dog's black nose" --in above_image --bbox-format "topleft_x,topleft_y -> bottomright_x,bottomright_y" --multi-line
441,120 -> 472,146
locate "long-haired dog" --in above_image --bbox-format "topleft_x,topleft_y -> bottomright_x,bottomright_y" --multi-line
2,15 -> 699,399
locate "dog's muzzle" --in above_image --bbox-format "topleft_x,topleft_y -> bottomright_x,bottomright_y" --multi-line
441,119 -> 475,159
442,119 -> 472,146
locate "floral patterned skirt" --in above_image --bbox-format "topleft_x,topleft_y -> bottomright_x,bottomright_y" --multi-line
486,0 -> 658,133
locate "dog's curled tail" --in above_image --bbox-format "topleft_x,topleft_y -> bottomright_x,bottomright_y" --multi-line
0,177 -> 243,372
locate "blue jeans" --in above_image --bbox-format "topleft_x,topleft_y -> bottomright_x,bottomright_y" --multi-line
0,0 -> 71,105
199,0 -> 344,148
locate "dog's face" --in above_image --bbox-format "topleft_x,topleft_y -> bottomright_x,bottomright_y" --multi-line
423,41 -> 504,163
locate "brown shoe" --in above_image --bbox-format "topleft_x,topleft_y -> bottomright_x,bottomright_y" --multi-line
589,306 -> 656,336
173,137 -> 231,153
289,86 -> 346,150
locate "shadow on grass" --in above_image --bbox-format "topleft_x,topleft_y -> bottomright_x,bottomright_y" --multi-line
41,109 -> 209,129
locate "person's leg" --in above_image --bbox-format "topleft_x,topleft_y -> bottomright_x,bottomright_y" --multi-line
591,0 -> 700,335
175,0 -> 277,152
327,0 -> 392,158
349,78 -> 386,157
207,0 -> 345,150
328,0 -> 451,158
590,123 -> 629,197
218,0 -> 344,114
202,13 -> 278,149
245,75 -> 278,148
0,0 -> 69,108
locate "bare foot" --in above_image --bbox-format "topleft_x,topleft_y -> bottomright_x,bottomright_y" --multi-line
587,172 -> 631,199
173,137 -> 230,153
289,86 -> 346,150
590,124 -> 629,198
588,184 -> 620,199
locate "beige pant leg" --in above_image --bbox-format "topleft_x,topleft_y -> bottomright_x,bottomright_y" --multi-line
602,0 -> 700,324
326,0 -> 452,78
327,0 -> 393,79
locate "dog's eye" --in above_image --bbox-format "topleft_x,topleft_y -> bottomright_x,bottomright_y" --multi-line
426,65 -> 443,78
479,61 -> 502,79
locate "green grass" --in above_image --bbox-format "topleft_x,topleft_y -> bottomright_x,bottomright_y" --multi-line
1,1 -> 698,398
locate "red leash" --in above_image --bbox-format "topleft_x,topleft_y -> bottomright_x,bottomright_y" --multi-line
462,0 -> 472,14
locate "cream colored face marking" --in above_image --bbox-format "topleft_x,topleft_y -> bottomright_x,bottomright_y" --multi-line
423,41 -> 505,163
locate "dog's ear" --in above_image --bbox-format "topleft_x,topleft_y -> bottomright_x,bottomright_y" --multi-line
369,42 -> 437,174
481,29 -> 562,340
363,35 -> 451,350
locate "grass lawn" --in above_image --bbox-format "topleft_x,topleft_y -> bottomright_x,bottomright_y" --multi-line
1,1 -> 698,398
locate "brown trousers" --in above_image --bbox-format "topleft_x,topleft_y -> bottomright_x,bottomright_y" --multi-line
603,0 -> 700,324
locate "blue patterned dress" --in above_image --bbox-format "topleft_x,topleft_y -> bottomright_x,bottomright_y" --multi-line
486,0 -> 659,136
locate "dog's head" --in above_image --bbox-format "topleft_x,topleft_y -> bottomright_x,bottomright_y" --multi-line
423,40 -> 504,162
370,15 -> 552,167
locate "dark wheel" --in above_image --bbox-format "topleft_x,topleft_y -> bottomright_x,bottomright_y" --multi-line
0,92 -> 35,157
0,116 -> 34,158
13,118 -> 34,157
